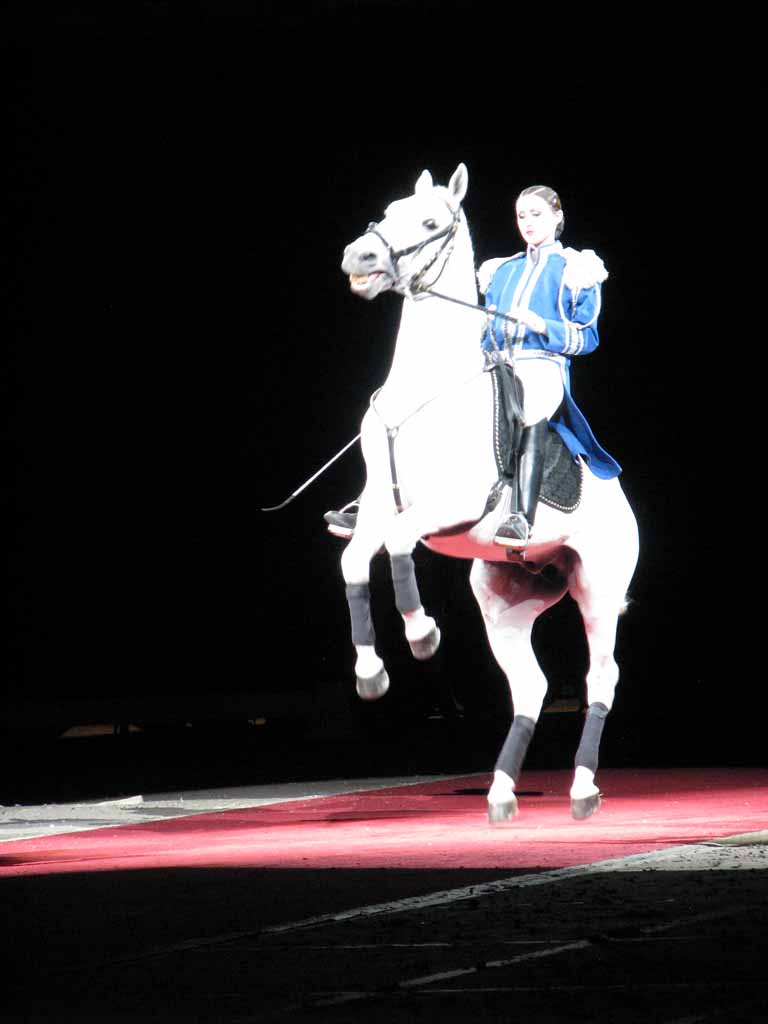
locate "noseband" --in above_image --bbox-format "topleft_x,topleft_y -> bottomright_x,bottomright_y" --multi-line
363,199 -> 461,294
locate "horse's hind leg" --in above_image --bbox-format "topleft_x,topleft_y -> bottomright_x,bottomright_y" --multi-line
487,714 -> 536,822
570,701 -> 609,819
470,559 -> 568,822
568,534 -> 637,819
567,600 -> 621,817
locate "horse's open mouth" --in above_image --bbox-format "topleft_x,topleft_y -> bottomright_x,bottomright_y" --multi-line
349,271 -> 390,297
349,272 -> 382,289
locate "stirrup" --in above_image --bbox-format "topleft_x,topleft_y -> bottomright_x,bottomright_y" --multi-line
493,512 -> 530,548
323,500 -> 359,539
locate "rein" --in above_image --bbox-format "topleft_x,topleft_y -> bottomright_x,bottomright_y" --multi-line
416,285 -> 521,329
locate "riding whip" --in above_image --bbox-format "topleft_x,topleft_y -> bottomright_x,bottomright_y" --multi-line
261,432 -> 361,512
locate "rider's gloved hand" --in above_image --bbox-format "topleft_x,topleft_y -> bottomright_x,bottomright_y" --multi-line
507,305 -> 547,335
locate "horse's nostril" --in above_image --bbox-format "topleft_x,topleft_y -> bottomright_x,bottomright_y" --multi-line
343,244 -> 377,264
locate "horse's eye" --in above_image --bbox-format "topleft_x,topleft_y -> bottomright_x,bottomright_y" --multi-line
423,219 -> 438,231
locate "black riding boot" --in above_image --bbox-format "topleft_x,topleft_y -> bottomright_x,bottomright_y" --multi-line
494,418 -> 549,548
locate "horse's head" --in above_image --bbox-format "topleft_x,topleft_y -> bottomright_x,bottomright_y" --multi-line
341,162 -> 469,300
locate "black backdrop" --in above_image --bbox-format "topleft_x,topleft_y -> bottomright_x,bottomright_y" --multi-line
1,3 -> 760,761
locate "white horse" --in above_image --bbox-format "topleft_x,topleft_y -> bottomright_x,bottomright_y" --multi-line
339,163 -> 639,821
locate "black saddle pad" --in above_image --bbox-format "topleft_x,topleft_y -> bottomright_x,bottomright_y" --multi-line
539,430 -> 582,512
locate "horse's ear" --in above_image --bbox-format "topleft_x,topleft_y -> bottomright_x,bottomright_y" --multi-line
448,163 -> 468,205
415,170 -> 433,195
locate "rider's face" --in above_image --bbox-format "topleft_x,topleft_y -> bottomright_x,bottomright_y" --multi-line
515,195 -> 562,248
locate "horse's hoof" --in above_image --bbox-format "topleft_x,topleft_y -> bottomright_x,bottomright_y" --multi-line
571,792 -> 602,820
356,668 -> 390,701
488,795 -> 518,824
408,626 -> 441,661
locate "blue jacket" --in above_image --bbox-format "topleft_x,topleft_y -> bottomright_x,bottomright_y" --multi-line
480,241 -> 621,479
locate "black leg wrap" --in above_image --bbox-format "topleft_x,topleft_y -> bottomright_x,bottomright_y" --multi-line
495,715 -> 536,784
345,582 -> 375,647
390,553 -> 421,614
574,702 -> 609,773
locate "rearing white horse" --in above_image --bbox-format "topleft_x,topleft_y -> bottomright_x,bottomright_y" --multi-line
339,163 -> 639,821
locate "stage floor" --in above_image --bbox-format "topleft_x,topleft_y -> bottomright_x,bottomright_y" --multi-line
2,766 -> 768,870
2,765 -> 767,1022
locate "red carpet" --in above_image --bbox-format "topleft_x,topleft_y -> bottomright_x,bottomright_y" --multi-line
1,767 -> 766,877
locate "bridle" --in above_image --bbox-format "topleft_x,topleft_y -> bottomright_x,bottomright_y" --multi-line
362,198 -> 461,294
361,203 -> 528,331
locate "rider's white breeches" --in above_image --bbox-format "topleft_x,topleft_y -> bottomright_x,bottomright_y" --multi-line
514,357 -> 564,425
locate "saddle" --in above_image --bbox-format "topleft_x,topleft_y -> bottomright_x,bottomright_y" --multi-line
487,361 -> 582,515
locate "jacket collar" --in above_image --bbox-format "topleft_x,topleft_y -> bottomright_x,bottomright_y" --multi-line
527,239 -> 563,264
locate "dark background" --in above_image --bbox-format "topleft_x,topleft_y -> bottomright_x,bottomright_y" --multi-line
1,2 -> 762,782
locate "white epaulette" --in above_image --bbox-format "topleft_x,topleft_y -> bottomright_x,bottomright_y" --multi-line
561,248 -> 608,291
476,254 -> 522,295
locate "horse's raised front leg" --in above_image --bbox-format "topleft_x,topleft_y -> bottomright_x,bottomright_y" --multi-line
340,501 -> 391,701
384,506 -> 444,662
470,559 -> 568,823
390,552 -> 441,660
